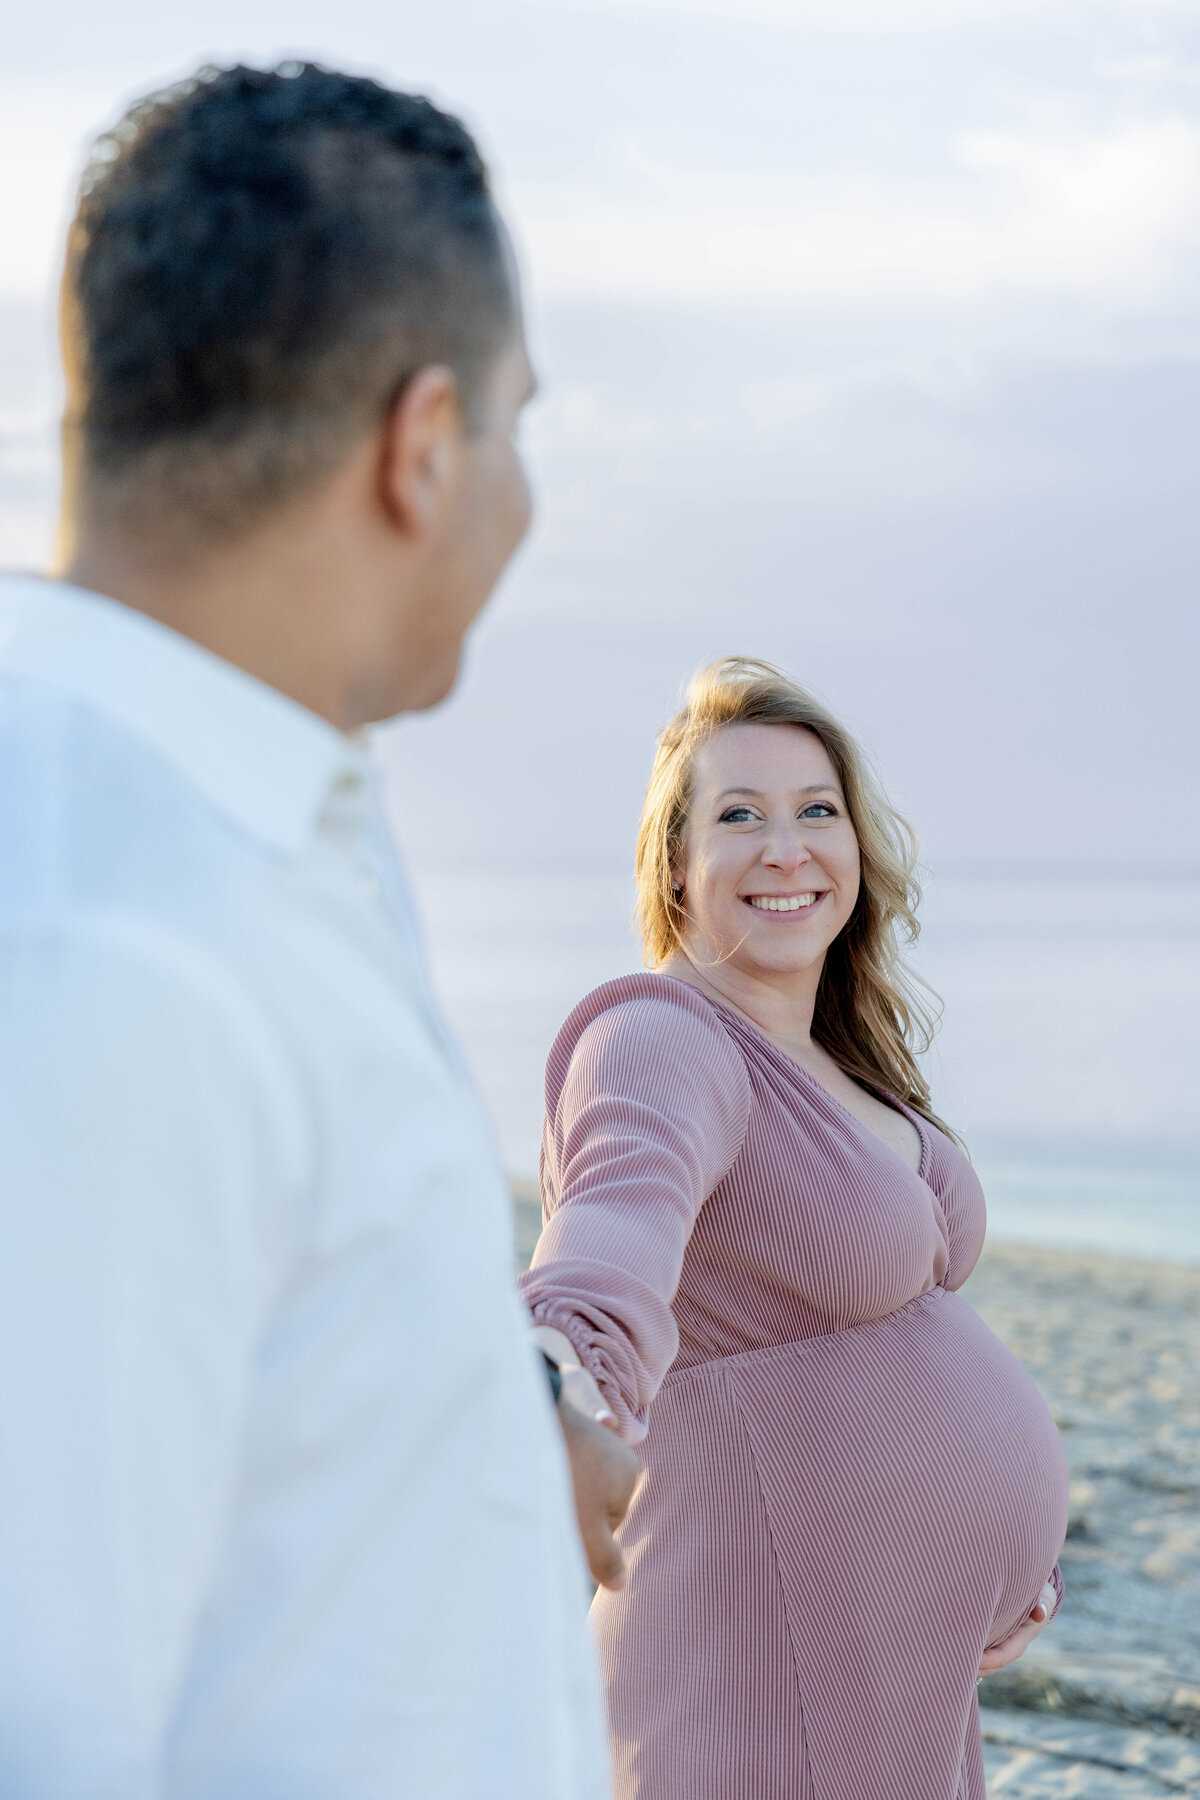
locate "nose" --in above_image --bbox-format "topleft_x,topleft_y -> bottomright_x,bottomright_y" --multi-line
761,825 -> 813,873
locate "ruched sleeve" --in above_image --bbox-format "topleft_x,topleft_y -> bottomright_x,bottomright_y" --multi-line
519,985 -> 751,1442
1047,1560 -> 1065,1620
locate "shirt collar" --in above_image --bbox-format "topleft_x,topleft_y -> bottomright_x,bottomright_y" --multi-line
0,575 -> 368,856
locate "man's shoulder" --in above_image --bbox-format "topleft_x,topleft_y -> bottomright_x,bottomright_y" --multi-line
0,671 -> 271,918
0,675 -> 300,1049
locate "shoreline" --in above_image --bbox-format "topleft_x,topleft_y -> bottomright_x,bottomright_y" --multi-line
512,1191 -> 1200,1795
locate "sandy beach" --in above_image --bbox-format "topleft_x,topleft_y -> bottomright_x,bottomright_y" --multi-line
513,1190 -> 1200,1797
966,1243 -> 1200,1796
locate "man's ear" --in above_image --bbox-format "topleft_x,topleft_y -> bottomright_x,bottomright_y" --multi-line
378,365 -> 464,535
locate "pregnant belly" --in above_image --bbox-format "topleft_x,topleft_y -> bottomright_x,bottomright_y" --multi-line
599,1287 -> 1067,1799
635,1286 -> 1068,1653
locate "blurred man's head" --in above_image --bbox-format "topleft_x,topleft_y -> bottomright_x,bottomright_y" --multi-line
58,63 -> 535,722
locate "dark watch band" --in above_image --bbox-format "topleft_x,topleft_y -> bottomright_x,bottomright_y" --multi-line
540,1350 -> 563,1405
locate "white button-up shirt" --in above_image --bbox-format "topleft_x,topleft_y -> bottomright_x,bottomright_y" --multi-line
0,576 -> 608,1800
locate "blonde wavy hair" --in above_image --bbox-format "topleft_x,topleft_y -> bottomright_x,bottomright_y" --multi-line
635,656 -> 956,1139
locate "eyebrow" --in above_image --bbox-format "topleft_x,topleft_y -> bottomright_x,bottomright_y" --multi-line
715,784 -> 842,800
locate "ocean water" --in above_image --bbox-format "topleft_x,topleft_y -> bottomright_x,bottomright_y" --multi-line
410,866 -> 1200,1266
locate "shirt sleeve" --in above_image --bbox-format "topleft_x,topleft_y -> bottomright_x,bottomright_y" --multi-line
0,924 -> 305,1791
519,995 -> 751,1441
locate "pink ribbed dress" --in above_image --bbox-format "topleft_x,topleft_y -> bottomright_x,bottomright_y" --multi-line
520,973 -> 1068,1800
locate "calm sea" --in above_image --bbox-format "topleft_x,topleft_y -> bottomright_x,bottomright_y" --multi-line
410,866 -> 1200,1267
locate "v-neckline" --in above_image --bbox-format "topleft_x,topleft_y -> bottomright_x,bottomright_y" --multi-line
656,972 -> 931,1186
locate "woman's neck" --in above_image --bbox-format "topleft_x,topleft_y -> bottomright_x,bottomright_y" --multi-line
662,947 -> 823,1055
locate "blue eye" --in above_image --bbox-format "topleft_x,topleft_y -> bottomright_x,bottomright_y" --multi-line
799,803 -> 836,820
719,806 -> 755,824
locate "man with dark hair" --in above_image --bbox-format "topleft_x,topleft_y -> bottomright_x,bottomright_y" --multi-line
0,63 -> 634,1796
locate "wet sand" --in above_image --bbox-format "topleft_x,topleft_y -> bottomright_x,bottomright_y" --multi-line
514,1189 -> 1200,1796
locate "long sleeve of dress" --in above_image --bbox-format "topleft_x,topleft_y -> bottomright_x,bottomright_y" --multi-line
1047,1560 -> 1065,1620
520,988 -> 751,1441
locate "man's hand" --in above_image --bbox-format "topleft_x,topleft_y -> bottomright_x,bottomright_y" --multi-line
557,1399 -> 641,1592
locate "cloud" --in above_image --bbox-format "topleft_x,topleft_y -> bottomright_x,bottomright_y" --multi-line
514,119 -> 1200,308
531,0 -> 1195,32
0,76 -> 117,302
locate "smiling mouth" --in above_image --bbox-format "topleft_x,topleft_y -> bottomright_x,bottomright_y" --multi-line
744,892 -> 822,913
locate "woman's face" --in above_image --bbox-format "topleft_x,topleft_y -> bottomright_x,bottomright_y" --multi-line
672,722 -> 861,986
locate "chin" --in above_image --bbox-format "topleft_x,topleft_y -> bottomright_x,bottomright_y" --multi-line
397,646 -> 464,717
422,654 -> 462,710
743,940 -> 830,979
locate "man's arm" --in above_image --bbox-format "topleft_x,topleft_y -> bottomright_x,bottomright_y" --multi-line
0,926 -> 298,1791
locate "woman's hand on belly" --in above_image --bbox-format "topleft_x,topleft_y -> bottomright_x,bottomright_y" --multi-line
977,1580 -> 1056,1677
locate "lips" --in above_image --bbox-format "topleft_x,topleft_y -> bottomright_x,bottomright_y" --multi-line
744,892 -> 822,912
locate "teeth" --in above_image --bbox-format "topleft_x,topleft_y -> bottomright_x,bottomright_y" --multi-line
748,893 -> 817,912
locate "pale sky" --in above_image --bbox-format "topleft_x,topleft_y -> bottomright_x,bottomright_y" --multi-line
3,0 -> 1199,872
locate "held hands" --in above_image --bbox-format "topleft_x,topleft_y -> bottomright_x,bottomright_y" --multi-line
978,1579 -> 1057,1677
532,1326 -> 642,1592
558,1401 -> 642,1591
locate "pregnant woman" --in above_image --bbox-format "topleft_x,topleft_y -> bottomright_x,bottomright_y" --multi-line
521,657 -> 1068,1800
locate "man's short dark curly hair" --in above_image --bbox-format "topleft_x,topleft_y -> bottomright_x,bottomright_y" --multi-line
63,62 -> 516,538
